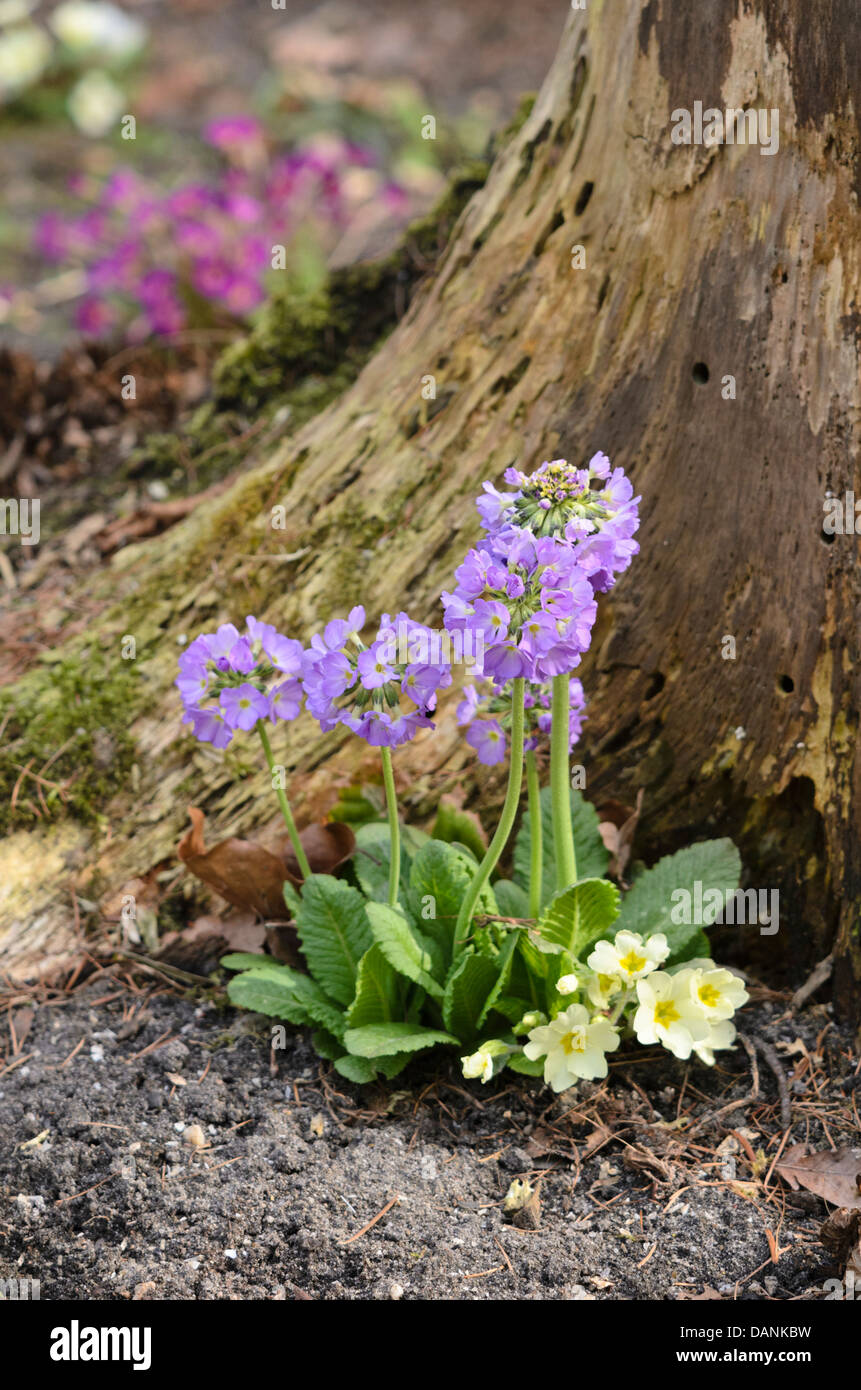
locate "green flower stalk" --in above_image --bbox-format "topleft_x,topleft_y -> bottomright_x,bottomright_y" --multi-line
454,677 -> 526,947
380,746 -> 400,908
525,749 -> 543,918
550,673 -> 578,891
257,720 -> 312,882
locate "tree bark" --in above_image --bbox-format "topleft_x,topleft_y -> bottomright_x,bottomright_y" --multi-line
3,2 -> 860,1024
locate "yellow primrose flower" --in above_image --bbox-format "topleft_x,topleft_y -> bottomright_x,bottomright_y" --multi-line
585,968 -> 625,1009
523,1002 -> 620,1092
556,972 -> 579,996
461,1048 -> 494,1083
633,970 -> 710,1059
588,929 -> 669,983
693,1018 -> 737,1066
513,1010 -> 547,1036
681,961 -> 749,1021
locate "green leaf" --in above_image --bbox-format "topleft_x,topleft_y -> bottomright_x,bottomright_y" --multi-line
221,952 -> 275,972
508,1053 -> 545,1077
493,879 -> 530,918
311,1028 -> 343,1061
283,881 -> 302,917
333,1050 -> 410,1084
295,874 -> 373,1006
334,1053 -> 379,1084
343,1022 -> 458,1058
613,839 -> 742,957
442,951 -> 499,1040
670,928 -> 711,965
431,796 -> 488,865
365,901 -> 444,1000
226,964 -> 345,1037
477,933 -> 519,1029
407,840 -> 496,967
328,782 -> 384,827
536,878 -> 620,957
513,786 -> 609,909
517,931 -> 553,981
227,971 -> 310,1027
346,942 -> 401,1028
353,822 -> 409,903
493,995 -> 533,1024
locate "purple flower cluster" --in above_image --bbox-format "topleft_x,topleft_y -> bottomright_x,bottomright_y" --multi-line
457,677 -> 586,766
476,453 -> 640,593
35,126 -> 407,339
442,532 -> 598,686
176,617 -> 303,748
301,607 -> 452,748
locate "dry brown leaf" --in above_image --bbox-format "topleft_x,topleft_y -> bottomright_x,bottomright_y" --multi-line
9,1006 -> 34,1052
776,1145 -> 861,1210
820,1207 -> 861,1262
177,808 -> 355,920
596,788 -> 644,884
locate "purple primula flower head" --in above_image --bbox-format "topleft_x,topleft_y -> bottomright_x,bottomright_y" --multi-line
477,454 -> 640,592
443,532 -> 598,685
458,676 -> 586,764
302,610 -> 450,748
175,616 -> 305,746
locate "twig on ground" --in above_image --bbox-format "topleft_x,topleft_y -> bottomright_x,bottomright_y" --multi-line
790,954 -> 833,1012
685,1033 -> 759,1138
748,1034 -> 792,1129
338,1193 -> 401,1246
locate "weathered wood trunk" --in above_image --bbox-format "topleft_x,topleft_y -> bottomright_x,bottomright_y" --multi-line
3,1 -> 860,1023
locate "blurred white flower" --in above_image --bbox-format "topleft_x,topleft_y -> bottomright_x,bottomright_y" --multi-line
0,23 -> 51,98
0,0 -> 37,25
556,972 -> 579,996
67,67 -> 124,135
50,2 -> 146,61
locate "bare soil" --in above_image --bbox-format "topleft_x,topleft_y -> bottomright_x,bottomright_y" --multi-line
0,975 -> 852,1301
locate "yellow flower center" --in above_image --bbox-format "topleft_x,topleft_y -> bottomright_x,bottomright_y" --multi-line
560,1027 -> 586,1055
698,983 -> 721,1008
654,1001 -> 680,1027
617,949 -> 647,975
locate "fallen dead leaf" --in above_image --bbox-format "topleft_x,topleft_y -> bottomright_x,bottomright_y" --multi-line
776,1145 -> 861,1210
597,788 -> 644,884
177,807 -> 355,920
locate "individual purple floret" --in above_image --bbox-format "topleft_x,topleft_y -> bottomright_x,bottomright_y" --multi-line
301,608 -> 451,747
176,616 -> 304,746
476,454 -> 640,593
457,676 -> 586,765
442,532 -> 597,685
